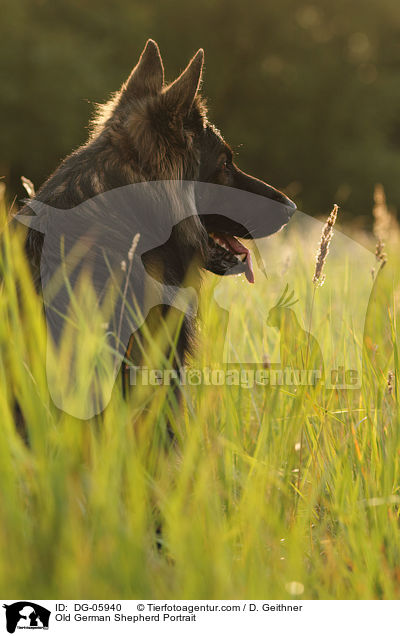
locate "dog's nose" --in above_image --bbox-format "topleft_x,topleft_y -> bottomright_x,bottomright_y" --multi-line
285,196 -> 297,214
254,180 -> 296,215
273,190 -> 297,215
232,168 -> 297,216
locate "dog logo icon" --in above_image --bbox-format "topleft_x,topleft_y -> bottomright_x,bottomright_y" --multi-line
2,602 -> 50,633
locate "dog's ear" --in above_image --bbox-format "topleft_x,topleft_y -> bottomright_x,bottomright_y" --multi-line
164,49 -> 204,113
123,39 -> 164,99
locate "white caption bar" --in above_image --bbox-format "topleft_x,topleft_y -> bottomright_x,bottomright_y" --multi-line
1,599 -> 397,635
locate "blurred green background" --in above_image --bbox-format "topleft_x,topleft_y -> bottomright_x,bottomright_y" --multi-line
1,0 -> 400,221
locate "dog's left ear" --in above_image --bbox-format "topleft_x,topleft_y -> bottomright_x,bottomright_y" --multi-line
123,39 -> 164,99
163,49 -> 204,113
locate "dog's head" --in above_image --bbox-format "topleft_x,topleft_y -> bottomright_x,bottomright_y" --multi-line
92,39 -> 296,284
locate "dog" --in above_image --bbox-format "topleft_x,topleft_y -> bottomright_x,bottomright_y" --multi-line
20,40 -> 296,416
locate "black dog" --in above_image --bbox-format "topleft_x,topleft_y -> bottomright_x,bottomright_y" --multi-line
20,40 -> 295,416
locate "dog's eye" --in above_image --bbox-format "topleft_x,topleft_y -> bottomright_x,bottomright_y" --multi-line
219,157 -> 230,170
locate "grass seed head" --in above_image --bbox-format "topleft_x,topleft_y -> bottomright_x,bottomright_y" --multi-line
21,175 -> 36,198
128,232 -> 140,262
312,204 -> 338,286
373,183 -> 393,241
388,370 -> 394,395
375,238 -> 387,267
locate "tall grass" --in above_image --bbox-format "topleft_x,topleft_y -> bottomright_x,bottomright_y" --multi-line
0,188 -> 399,600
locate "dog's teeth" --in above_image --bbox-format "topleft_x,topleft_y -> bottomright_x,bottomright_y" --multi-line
237,253 -> 247,262
210,234 -> 232,252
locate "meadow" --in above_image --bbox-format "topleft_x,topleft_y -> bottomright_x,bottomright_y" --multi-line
0,183 -> 399,600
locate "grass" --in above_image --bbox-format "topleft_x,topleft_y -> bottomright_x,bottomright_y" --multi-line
0,188 -> 399,600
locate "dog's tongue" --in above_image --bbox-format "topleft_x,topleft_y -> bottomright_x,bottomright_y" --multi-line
223,234 -> 255,284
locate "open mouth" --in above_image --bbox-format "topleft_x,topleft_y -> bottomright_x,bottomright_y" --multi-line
207,232 -> 255,283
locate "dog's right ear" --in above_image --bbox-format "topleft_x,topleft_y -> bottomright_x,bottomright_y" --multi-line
163,49 -> 204,113
123,39 -> 164,99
